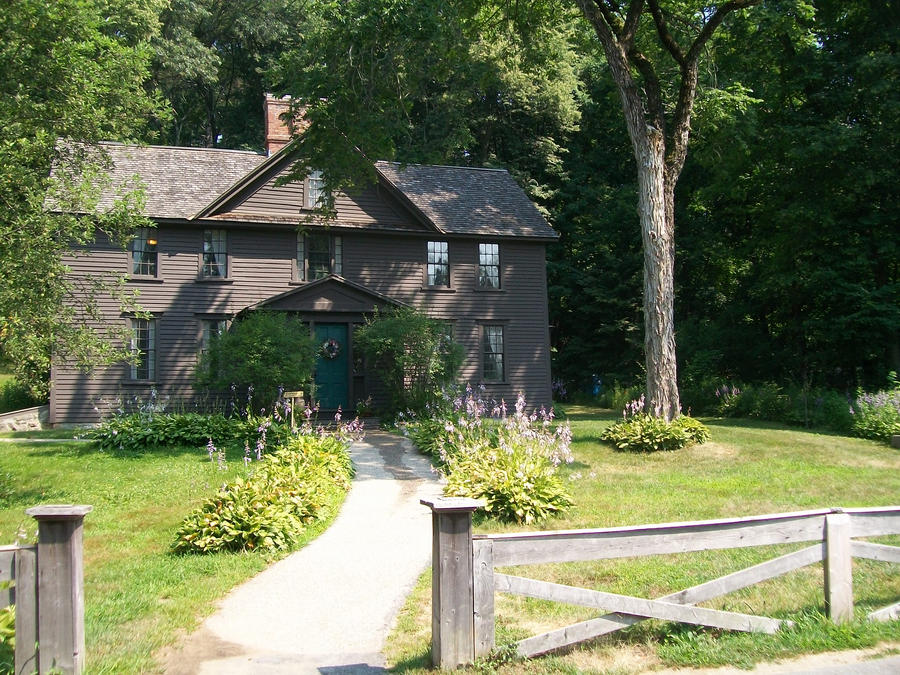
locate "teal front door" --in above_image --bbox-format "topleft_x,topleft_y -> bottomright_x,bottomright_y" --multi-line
314,323 -> 349,409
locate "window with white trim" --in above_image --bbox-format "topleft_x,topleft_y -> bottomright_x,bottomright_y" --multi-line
478,243 -> 500,289
131,227 -> 158,276
426,241 -> 449,287
483,325 -> 504,382
130,317 -> 156,380
201,229 -> 227,278
305,170 -> 326,209
200,319 -> 226,355
296,232 -> 343,281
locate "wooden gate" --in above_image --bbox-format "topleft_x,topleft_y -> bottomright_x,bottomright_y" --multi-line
422,500 -> 900,668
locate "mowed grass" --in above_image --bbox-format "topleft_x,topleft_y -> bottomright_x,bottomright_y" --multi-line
386,407 -> 900,673
0,438 -> 347,674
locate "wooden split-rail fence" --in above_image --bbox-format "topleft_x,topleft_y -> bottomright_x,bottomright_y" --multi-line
1,505 -> 92,675
421,499 -> 900,668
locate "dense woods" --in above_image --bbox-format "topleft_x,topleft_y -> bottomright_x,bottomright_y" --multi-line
1,0 -> 897,407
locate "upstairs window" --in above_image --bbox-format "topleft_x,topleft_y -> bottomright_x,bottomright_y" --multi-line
483,325 -> 505,382
201,229 -> 227,278
130,317 -> 156,381
426,241 -> 449,287
478,243 -> 500,289
131,227 -> 158,277
296,232 -> 342,281
305,170 -> 326,209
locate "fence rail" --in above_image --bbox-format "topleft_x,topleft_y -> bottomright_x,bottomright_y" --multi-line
1,505 -> 91,675
422,500 -> 900,668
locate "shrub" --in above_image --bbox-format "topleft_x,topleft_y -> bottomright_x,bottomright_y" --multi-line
355,307 -> 464,414
601,396 -> 710,453
195,311 -> 317,411
87,411 -> 244,452
850,387 -> 900,442
403,388 -> 575,524
0,378 -> 42,413
172,434 -> 354,554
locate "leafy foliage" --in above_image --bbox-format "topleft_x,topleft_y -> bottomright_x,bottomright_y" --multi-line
87,411 -> 244,453
601,397 -> 710,453
0,379 -> 42,413
0,605 -> 13,648
354,308 -> 464,414
172,434 -> 353,553
195,311 -> 317,411
272,0 -> 580,205
850,383 -> 900,443
403,388 -> 574,524
0,0 -> 165,396
150,0 -> 307,148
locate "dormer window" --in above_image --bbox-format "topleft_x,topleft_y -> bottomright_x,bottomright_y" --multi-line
305,170 -> 326,209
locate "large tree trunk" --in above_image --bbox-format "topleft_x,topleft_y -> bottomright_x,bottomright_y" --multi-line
636,128 -> 680,420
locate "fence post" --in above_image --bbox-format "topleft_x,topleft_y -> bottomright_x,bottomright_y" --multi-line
25,505 -> 92,675
14,544 -> 38,675
824,509 -> 853,623
421,497 -> 484,669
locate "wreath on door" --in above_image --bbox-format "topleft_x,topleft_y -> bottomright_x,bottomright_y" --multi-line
321,337 -> 341,360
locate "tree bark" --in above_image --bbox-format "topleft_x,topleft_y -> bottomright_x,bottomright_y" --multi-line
573,0 -> 761,420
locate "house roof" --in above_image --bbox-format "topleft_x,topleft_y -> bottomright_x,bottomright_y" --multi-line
78,142 -> 557,239
90,142 -> 266,220
374,161 -> 557,239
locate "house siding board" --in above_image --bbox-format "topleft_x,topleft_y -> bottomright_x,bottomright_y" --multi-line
218,165 -> 425,231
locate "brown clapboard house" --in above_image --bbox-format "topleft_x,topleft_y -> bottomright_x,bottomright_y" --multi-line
50,96 -> 557,425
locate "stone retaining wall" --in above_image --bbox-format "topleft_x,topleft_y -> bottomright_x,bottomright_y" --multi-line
0,405 -> 49,432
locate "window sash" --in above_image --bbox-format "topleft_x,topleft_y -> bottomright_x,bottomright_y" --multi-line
427,241 -> 449,286
478,243 -> 500,289
297,233 -> 342,281
131,227 -> 157,276
308,232 -> 331,280
130,318 -> 156,380
306,170 -> 325,208
483,325 -> 504,382
202,230 -> 227,278
200,319 -> 226,354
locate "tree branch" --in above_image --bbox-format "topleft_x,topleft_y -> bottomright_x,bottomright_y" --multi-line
667,0 -> 762,182
687,0 -> 762,64
621,1 -> 644,48
646,0 -> 685,66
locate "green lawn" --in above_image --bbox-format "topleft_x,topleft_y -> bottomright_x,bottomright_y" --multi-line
386,407 -> 900,672
0,437 -> 347,674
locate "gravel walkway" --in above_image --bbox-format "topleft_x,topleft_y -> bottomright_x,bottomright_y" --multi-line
161,431 -> 440,674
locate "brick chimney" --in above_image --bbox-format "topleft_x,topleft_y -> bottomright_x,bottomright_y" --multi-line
263,94 -> 308,156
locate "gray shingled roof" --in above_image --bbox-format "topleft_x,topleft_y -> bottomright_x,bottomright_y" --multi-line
69,142 -> 556,239
375,161 -> 557,239
92,142 -> 266,219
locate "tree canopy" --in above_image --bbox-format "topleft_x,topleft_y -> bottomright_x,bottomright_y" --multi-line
0,0 -> 165,395
1,0 -> 896,404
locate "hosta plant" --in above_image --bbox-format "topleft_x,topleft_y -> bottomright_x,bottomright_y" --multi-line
601,395 -> 710,453
172,434 -> 353,554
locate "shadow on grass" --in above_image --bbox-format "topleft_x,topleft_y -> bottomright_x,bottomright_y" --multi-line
702,416 -> 856,439
19,441 -> 224,463
555,405 -> 619,422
